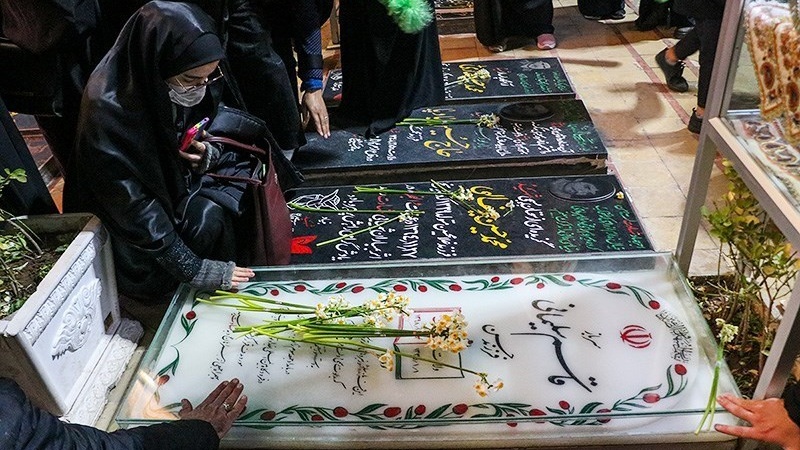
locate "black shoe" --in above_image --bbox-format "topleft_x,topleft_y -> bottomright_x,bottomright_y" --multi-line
674,26 -> 693,39
655,48 -> 689,93
610,9 -> 626,20
688,109 -> 703,134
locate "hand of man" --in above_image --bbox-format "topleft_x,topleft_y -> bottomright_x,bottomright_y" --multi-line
179,378 -> 248,439
715,393 -> 800,450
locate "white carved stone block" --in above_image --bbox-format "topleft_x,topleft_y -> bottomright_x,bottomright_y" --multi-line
0,214 -> 141,423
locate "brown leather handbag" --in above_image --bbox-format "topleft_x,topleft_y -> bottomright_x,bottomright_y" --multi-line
206,135 -> 292,266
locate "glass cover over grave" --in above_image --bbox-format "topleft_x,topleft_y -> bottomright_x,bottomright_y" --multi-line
116,253 -> 738,448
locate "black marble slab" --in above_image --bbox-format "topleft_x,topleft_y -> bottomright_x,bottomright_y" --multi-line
294,100 -> 607,186
322,57 -> 575,107
287,175 -> 651,265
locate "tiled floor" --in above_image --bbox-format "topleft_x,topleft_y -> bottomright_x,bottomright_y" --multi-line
32,1 -> 732,430
435,0 -> 728,276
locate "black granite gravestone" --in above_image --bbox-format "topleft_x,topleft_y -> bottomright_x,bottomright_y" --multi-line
294,100 -> 606,185
322,58 -> 575,107
288,175 -> 651,265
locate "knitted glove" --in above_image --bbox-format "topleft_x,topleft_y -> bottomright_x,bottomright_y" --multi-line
190,259 -> 236,290
154,237 -> 202,281
196,141 -> 221,173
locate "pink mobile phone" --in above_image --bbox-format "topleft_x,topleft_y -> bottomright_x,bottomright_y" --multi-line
179,117 -> 210,152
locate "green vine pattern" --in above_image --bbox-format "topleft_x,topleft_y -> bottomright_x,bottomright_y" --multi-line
237,364 -> 687,429
239,273 -> 660,310
156,298 -> 201,383
154,276 -> 671,424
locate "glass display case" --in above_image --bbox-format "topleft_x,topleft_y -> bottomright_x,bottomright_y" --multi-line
676,0 -> 800,402
115,253 -> 737,449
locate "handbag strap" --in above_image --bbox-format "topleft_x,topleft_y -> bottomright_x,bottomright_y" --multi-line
205,135 -> 274,185
205,135 -> 268,158
207,172 -> 260,185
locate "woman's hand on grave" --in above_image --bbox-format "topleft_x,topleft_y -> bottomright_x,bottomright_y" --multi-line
302,90 -> 330,138
230,266 -> 255,288
179,378 -> 248,438
715,393 -> 800,450
191,261 -> 253,290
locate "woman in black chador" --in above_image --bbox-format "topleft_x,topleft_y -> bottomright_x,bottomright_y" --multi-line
64,1 -> 262,299
337,0 -> 445,137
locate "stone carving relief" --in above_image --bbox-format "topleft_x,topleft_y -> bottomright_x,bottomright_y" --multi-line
52,279 -> 101,358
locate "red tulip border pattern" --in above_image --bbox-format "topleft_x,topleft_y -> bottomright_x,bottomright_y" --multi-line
150,275 -> 683,424
236,364 -> 688,429
238,273 -> 662,310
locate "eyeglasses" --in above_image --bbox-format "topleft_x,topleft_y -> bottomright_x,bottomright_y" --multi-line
171,65 -> 224,93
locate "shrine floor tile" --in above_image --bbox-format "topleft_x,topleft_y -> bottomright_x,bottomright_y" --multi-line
610,157 -> 676,188
625,185 -> 686,218
589,114 -> 652,142
606,141 -> 662,163
638,115 -> 693,136
641,216 -> 718,253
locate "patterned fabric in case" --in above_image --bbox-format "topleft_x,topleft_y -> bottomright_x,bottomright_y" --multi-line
744,2 -> 790,120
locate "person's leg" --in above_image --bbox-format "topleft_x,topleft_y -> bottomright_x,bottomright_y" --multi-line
530,1 -> 555,36
655,26 -> 700,93
694,17 -> 723,112
534,1 -> 556,49
634,0 -> 668,31
686,17 -> 722,133
671,26 -> 700,62
179,195 -> 237,262
499,0 -> 555,50
226,0 -> 304,150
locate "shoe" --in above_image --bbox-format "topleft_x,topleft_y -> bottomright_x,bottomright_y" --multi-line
610,9 -> 626,20
655,48 -> 689,92
537,33 -> 556,50
674,26 -> 693,39
688,109 -> 703,134
583,14 -> 603,20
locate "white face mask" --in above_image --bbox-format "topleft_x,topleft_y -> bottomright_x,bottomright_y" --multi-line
167,83 -> 207,107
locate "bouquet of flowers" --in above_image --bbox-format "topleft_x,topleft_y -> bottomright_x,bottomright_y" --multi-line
202,290 -> 503,396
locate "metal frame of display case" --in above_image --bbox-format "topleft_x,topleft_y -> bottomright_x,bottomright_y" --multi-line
676,0 -> 800,408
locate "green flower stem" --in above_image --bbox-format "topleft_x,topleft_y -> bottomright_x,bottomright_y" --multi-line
197,299 -> 314,315
353,186 -> 440,196
288,202 -> 422,216
283,322 -> 425,339
430,180 -> 484,216
395,118 -> 480,126
354,180 -> 489,220
238,325 -> 485,380
392,347 -> 486,378
695,345 -> 723,434
316,214 -> 408,247
207,291 -> 315,311
316,336 -> 484,379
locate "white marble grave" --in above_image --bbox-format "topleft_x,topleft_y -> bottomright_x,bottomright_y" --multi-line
115,253 -> 738,449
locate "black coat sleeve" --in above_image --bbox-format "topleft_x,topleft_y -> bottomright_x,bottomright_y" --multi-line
0,378 -> 219,450
138,420 -> 220,450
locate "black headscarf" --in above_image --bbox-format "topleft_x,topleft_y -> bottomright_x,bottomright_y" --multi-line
65,0 -> 227,252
